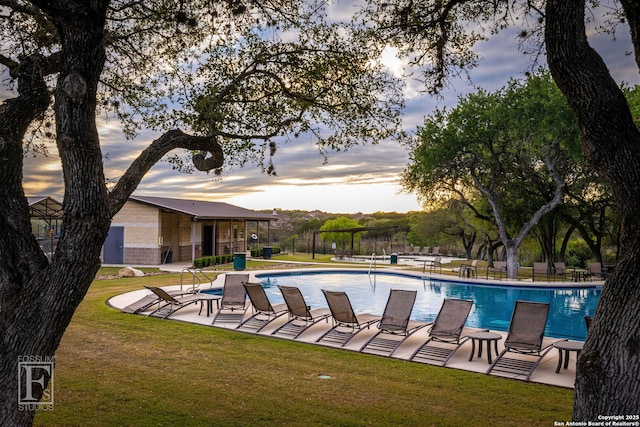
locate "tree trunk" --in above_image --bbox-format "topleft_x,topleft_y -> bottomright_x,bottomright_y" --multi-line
483,236 -> 503,266
0,2 -> 226,423
558,225 -> 576,263
561,210 -> 605,264
458,230 -> 476,259
475,242 -> 487,261
504,241 -> 519,279
0,3 -> 110,424
575,226 -> 603,265
546,0 -> 640,418
0,60 -> 56,427
535,219 -> 556,263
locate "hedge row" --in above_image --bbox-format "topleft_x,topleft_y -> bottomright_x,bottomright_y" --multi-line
193,254 -> 234,268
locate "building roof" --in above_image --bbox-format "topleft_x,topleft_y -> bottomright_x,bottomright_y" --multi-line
130,195 -> 275,221
28,196 -> 64,220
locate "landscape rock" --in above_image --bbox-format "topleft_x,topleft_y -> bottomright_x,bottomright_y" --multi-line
118,266 -> 145,277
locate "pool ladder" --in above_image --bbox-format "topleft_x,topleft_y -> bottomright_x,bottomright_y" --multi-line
368,253 -> 377,275
180,267 -> 214,293
368,249 -> 391,275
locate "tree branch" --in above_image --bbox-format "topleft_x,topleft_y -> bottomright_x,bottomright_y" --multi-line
107,130 -> 223,215
513,146 -> 565,243
447,184 -> 493,222
620,0 -> 640,70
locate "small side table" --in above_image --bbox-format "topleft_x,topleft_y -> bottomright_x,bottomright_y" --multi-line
468,331 -> 502,364
198,294 -> 222,317
553,340 -> 584,373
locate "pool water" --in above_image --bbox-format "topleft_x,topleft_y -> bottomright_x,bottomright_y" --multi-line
257,271 -> 600,340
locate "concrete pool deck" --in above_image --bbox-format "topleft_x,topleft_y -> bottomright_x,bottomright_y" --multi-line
107,262 -> 603,390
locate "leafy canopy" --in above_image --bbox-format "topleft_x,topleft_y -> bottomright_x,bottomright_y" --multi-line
403,70 -> 581,228
319,216 -> 363,249
0,0 -> 405,177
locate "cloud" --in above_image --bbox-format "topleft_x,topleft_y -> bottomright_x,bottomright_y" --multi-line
12,8 -> 640,213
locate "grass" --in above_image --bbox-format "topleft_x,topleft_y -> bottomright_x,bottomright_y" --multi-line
34,269 -> 573,426
269,253 -> 336,263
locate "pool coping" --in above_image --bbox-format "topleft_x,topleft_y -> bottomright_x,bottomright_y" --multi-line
108,265 -> 593,390
249,266 -> 603,290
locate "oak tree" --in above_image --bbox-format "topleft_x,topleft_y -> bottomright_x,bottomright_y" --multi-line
403,72 -> 580,279
0,1 -> 402,424
363,0 -> 640,417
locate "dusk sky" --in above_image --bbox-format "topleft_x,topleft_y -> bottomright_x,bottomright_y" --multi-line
17,9 -> 640,214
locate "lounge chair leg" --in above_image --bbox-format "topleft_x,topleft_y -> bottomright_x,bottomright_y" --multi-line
556,350 -> 564,373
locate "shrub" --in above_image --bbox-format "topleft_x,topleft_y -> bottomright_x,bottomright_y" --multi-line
193,255 -> 234,267
565,240 -> 592,268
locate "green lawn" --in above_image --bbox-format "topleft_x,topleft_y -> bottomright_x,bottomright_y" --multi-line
34,271 -> 573,426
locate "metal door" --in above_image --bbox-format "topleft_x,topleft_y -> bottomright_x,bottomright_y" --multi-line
103,226 -> 124,264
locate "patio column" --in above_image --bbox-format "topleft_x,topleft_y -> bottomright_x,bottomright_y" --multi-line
191,218 -> 196,265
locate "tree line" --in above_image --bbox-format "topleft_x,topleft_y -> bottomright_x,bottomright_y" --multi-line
266,71 -> 625,270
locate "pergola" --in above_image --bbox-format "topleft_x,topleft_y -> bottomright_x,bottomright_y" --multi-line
28,196 -> 63,226
28,196 -> 64,258
311,225 -> 398,259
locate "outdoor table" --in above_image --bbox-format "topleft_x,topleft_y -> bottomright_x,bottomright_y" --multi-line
571,268 -> 589,282
459,264 -> 476,278
553,340 -> 584,373
198,294 -> 222,317
468,331 -> 502,364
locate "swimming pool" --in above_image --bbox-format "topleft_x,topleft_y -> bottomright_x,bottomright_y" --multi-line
256,270 -> 600,340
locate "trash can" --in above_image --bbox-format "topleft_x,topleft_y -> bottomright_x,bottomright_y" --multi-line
390,253 -> 398,265
233,252 -> 246,270
263,246 -> 272,259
